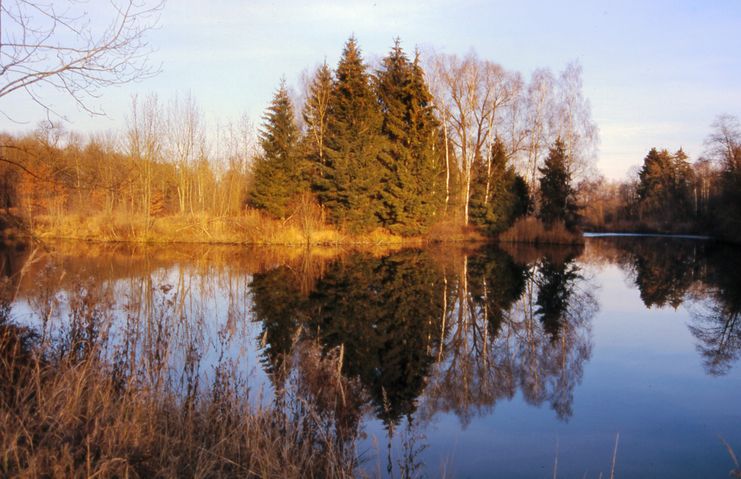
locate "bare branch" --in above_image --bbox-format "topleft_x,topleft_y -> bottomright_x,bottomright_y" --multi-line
0,0 -> 164,120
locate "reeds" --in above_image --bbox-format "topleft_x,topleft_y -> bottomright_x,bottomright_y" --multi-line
0,271 -> 360,479
498,217 -> 584,245
0,330 -> 359,478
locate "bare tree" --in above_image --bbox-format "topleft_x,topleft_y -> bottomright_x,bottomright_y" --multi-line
524,68 -> 556,188
214,113 -> 255,216
429,52 -> 513,225
126,93 -> 161,231
552,62 -> 598,180
0,0 -> 163,119
705,114 -> 741,173
165,93 -> 204,214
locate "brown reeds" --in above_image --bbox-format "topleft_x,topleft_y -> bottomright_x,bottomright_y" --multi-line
0,332 -> 360,478
0,275 -> 360,479
498,217 -> 584,245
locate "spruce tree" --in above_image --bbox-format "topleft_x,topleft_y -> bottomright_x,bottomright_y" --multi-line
636,147 -> 694,224
316,37 -> 386,232
538,138 -> 579,229
470,137 -> 531,232
375,41 -> 441,234
249,80 -> 304,218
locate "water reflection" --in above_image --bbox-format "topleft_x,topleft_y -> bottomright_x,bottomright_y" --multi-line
587,238 -> 741,376
2,238 -> 741,476
249,245 -> 597,428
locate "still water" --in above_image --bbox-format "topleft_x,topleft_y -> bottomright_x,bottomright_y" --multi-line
2,237 -> 740,478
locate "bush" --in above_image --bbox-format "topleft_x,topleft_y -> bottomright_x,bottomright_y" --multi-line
498,216 -> 584,245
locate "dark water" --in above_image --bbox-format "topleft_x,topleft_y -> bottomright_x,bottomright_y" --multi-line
2,238 -> 741,478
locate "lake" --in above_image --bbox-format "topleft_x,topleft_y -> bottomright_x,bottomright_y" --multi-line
2,237 -> 740,478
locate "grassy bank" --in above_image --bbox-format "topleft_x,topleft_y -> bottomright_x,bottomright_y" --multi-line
28,211 -> 399,246
17,212 -> 490,246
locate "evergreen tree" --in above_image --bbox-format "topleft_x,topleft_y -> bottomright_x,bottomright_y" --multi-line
535,255 -> 580,341
249,81 -> 304,218
538,138 -> 579,229
636,147 -> 694,224
470,137 -> 531,233
315,37 -> 386,232
375,41 -> 441,234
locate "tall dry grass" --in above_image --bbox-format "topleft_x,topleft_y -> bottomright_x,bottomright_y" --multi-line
28,210 -> 413,247
0,349 -> 358,478
0,276 -> 360,479
498,217 -> 584,245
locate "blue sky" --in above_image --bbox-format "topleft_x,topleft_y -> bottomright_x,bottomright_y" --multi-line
2,0 -> 740,179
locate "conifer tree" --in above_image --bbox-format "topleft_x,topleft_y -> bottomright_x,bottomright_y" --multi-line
636,147 -> 694,223
470,137 -> 531,232
538,138 -> 579,229
315,37 -> 386,232
249,81 -> 304,218
375,41 -> 441,234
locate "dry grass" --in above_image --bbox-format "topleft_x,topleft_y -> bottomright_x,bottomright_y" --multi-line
498,217 -> 584,245
27,211 -> 413,246
0,266 -> 361,479
0,322 -> 360,479
27,211 -> 470,247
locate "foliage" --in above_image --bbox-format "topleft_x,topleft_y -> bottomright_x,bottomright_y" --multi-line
301,62 -> 333,180
0,37 -> 605,243
314,37 -> 386,233
498,216 -> 584,245
705,115 -> 741,242
636,147 -> 694,225
375,42 -> 443,235
249,81 -> 305,218
538,139 -> 579,230
470,137 -> 531,233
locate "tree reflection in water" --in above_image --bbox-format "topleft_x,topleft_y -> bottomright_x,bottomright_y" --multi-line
687,246 -> 741,376
419,246 -> 596,424
589,238 -> 741,376
4,239 -> 741,476
251,245 -> 598,429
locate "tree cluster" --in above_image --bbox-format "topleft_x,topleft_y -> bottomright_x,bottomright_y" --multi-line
250,38 -> 597,235
249,38 -> 446,234
0,104 -> 254,226
1,35 -> 597,239
579,114 -> 741,242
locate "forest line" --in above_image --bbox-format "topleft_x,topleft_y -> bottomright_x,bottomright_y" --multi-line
0,37 -> 739,244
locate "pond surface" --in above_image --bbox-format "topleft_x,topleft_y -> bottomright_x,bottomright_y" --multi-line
2,237 -> 740,478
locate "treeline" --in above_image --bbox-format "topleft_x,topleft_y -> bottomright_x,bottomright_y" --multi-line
579,114 -> 741,243
0,101 -> 253,226
0,36 -> 597,240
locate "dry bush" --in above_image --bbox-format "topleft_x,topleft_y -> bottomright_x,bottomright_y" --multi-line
0,353 -> 358,478
498,216 -> 584,245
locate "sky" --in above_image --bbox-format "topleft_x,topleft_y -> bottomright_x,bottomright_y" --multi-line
1,0 -> 740,179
